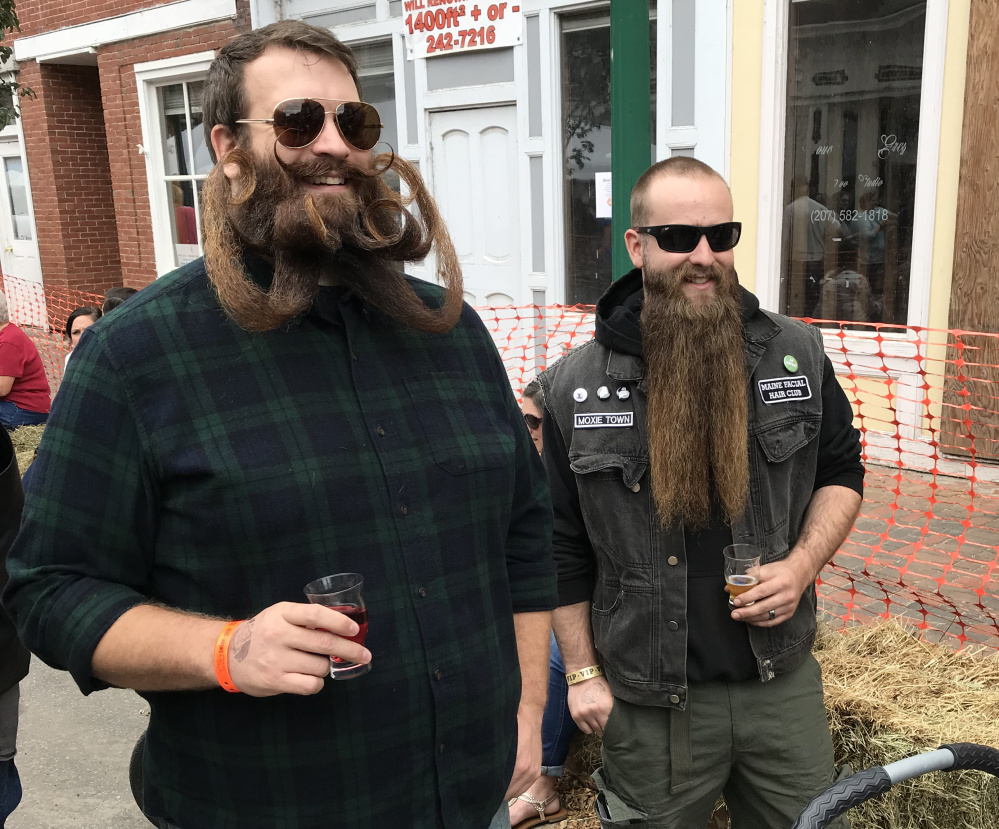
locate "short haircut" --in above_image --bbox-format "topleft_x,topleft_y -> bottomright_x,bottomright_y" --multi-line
523,378 -> 542,408
630,157 -> 730,227
0,292 -> 8,325
203,20 -> 362,163
102,286 -> 138,315
65,306 -> 102,340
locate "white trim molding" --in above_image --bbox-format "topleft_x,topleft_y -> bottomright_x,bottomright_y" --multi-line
14,0 -> 237,64
134,50 -> 217,278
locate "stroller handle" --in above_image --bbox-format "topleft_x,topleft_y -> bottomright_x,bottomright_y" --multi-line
791,743 -> 999,829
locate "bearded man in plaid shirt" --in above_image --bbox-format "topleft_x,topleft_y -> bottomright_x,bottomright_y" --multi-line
3,21 -> 554,829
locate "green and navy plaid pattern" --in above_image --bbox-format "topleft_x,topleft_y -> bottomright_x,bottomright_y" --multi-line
4,257 -> 556,829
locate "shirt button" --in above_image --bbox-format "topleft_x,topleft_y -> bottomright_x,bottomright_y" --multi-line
667,556 -> 678,566
418,587 -> 427,598
630,483 -> 641,493
400,505 -> 408,516
669,694 -> 680,705
439,743 -> 445,754
667,620 -> 679,631
433,669 -> 442,681
376,426 -> 385,436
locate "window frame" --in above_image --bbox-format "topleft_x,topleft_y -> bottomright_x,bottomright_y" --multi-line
135,51 -> 216,278
754,0 -> 950,441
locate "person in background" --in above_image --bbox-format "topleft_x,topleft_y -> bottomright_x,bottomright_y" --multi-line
4,20 -> 553,829
508,378 -> 574,829
541,157 -> 863,828
0,429 -> 30,826
782,174 -> 840,317
63,306 -> 102,368
101,287 -> 138,315
0,293 -> 50,433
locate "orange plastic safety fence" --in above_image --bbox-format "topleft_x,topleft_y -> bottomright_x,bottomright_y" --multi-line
1,275 -> 104,392
477,305 -> 999,652
4,274 -> 997,652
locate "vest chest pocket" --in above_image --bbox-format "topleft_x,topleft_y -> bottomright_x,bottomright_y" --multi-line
569,453 -> 652,571
752,417 -> 821,544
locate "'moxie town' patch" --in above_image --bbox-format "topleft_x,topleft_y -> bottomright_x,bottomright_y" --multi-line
574,412 -> 635,429
758,376 -> 812,405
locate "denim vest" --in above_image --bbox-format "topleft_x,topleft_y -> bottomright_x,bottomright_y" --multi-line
540,309 -> 825,709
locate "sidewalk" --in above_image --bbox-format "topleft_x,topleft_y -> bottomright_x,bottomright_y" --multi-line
820,461 -> 999,651
8,660 -> 150,829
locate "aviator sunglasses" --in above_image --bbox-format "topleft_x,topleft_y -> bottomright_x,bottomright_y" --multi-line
523,412 -> 543,431
237,98 -> 383,151
633,222 -> 742,254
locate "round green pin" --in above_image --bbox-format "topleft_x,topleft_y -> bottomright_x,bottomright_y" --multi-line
783,355 -> 799,372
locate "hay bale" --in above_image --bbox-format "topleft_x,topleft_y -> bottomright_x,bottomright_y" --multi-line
815,618 -> 999,829
9,424 -> 44,476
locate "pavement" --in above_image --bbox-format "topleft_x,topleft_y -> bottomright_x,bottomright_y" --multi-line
819,461 -> 999,649
7,660 -> 150,829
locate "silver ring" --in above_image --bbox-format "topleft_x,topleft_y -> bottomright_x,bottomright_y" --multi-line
768,609 -> 776,621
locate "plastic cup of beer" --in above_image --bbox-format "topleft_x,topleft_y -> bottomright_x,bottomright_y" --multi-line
723,544 -> 761,609
303,573 -> 370,679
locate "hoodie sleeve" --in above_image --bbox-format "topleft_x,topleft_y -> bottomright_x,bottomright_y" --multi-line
814,355 -> 865,495
541,407 -> 597,606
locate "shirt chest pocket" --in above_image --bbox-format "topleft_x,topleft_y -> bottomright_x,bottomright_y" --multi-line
405,372 -> 514,475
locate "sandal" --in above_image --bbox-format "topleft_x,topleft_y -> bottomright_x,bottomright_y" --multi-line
507,791 -> 569,829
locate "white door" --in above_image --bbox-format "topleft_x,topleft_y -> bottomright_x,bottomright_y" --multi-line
429,106 -> 521,306
0,139 -> 41,285
0,138 -> 44,327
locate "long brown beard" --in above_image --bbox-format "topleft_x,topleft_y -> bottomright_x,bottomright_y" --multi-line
642,262 -> 748,528
202,146 -> 463,333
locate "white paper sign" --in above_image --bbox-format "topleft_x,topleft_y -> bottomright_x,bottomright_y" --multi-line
404,1 -> 523,59
595,172 -> 613,219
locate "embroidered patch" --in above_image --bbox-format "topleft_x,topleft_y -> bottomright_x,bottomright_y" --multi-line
758,375 -> 812,405
574,412 -> 635,429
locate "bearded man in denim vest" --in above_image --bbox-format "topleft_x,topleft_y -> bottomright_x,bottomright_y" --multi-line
538,157 -> 863,829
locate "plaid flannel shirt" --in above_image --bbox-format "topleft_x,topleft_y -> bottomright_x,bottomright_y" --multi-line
4,255 -> 555,829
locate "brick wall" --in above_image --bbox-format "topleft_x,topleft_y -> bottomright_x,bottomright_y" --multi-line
17,0 -> 181,39
18,62 -> 122,294
16,1 -> 250,292
97,1 -> 251,287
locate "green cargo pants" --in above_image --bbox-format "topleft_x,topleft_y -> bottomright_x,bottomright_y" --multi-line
594,654 -> 849,829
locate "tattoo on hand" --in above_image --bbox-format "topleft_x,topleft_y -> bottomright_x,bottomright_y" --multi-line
232,619 -> 253,662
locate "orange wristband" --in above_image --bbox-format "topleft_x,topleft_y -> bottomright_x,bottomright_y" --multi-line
214,620 -> 244,693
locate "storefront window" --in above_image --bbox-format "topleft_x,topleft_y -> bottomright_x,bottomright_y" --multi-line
781,0 -> 926,325
561,7 -> 657,306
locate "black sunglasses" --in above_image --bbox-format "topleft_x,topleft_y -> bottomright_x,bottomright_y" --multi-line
523,412 -> 543,430
237,97 -> 383,151
633,222 -> 742,253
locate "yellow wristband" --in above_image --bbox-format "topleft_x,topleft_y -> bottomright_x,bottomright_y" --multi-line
565,665 -> 604,685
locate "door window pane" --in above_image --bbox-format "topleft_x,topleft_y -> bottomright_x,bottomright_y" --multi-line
4,157 -> 30,240
561,7 -> 657,306
781,1 -> 926,325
